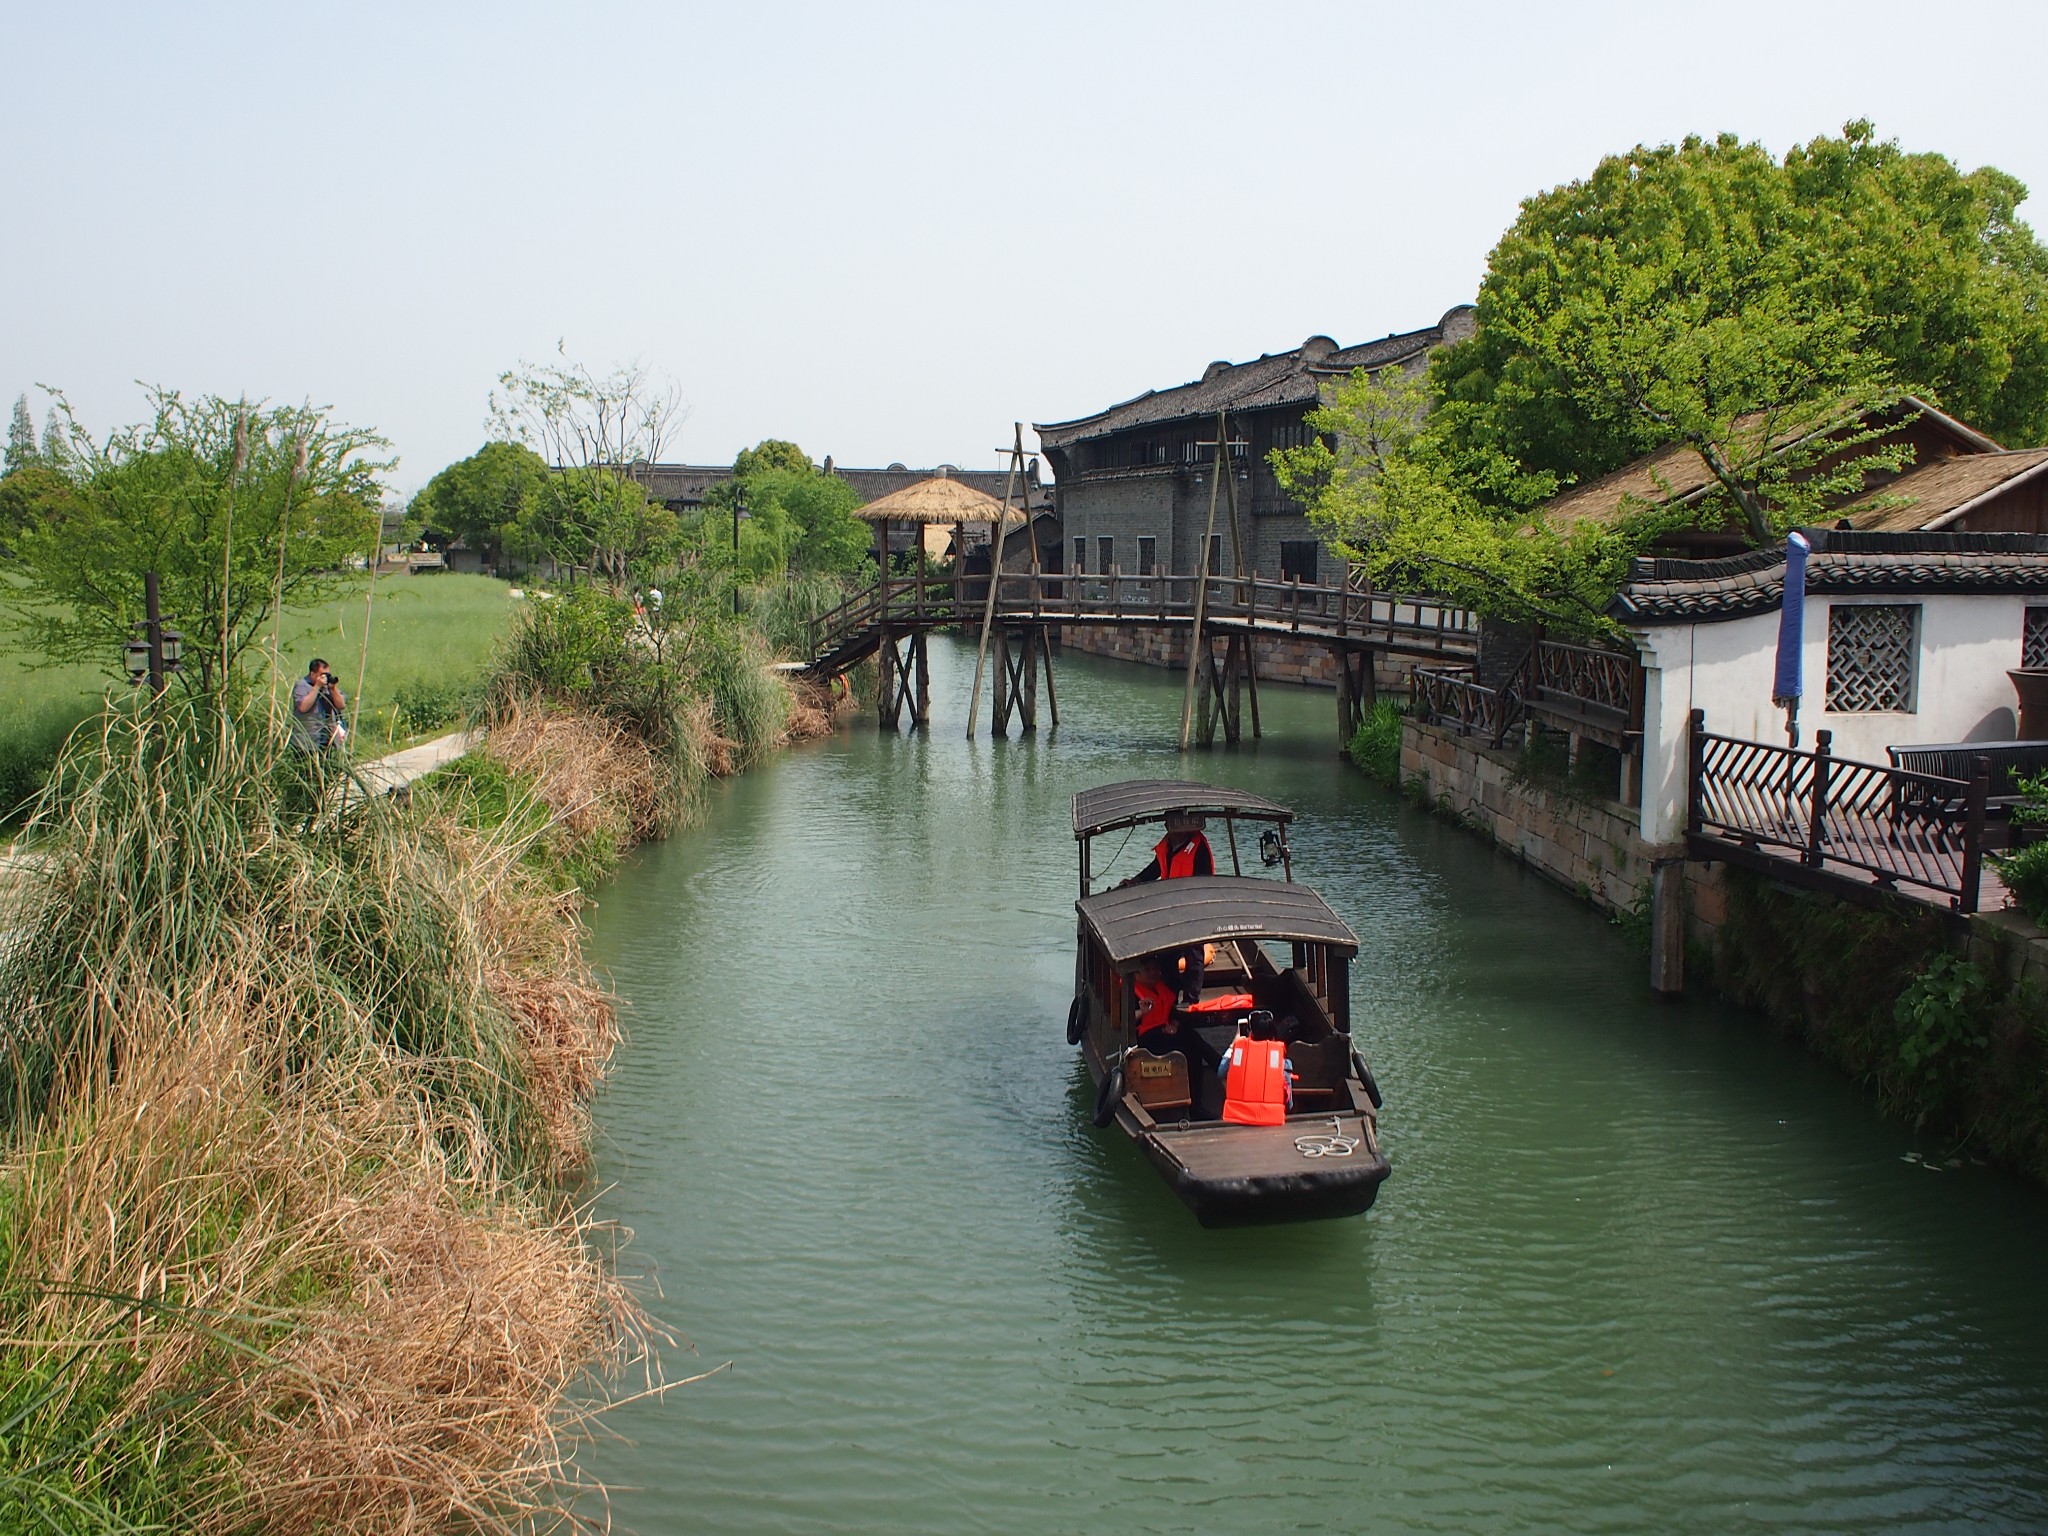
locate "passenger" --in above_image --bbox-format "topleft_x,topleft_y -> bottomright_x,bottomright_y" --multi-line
1130,957 -> 1221,1081
1219,1011 -> 1295,1126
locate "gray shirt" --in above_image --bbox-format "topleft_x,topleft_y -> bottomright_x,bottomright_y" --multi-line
291,677 -> 334,748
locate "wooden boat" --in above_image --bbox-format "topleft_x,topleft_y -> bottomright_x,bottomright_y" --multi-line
1067,781 -> 1389,1226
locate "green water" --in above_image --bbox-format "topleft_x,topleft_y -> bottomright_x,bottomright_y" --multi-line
577,638 -> 2048,1534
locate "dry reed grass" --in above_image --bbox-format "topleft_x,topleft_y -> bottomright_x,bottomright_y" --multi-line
0,965 -> 656,1535
0,706 -> 657,1530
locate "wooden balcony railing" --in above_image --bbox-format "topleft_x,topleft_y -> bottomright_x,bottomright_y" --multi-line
1687,710 -> 1989,913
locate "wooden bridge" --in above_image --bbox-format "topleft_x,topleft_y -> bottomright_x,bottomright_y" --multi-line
801,565 -> 1478,743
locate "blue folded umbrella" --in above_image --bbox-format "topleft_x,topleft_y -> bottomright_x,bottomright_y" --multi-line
1773,532 -> 1810,707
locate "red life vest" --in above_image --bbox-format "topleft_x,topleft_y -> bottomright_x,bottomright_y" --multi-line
1222,1035 -> 1290,1126
1133,976 -> 1178,1039
1153,832 -> 1210,880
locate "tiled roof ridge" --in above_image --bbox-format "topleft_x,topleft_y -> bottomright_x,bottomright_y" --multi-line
1613,533 -> 2048,623
1034,308 -> 1471,442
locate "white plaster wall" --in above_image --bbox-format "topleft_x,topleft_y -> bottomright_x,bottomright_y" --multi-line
1632,592 -> 2036,843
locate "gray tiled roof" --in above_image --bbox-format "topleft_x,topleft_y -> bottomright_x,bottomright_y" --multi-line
1612,531 -> 2048,623
1033,306 -> 1476,446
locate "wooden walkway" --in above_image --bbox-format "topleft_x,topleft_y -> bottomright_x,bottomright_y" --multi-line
802,568 -> 1478,740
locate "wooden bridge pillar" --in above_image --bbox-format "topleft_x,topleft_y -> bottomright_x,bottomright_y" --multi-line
989,624 -> 1049,736
878,628 -> 931,732
1335,646 -> 1375,747
1191,633 -> 1260,748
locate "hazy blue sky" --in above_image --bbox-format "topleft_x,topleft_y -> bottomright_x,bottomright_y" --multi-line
7,1 -> 2047,494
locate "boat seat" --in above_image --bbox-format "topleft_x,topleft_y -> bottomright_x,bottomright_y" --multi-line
1126,1048 -> 1192,1118
1286,1036 -> 1351,1109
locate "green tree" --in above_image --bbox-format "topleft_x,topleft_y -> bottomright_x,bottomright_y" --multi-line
4,394 -> 34,474
1274,365 -> 1625,633
39,405 -> 71,474
731,439 -> 812,479
704,440 -> 871,579
1437,122 -> 2048,490
2,390 -> 388,693
409,440 -> 548,572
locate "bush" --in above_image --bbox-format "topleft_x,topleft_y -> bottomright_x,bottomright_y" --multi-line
1346,699 -> 1403,787
392,675 -> 467,735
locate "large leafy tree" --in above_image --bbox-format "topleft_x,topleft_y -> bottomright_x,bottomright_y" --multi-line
2,391 -> 387,692
408,439 -> 548,571
1436,122 -> 2048,490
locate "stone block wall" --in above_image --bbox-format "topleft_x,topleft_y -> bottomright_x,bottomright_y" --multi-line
1058,624 -> 1419,692
1401,717 -> 1728,945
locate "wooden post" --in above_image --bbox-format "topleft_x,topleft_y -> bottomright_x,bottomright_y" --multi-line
967,425 -> 1026,737
1244,632 -> 1262,740
912,631 -> 930,727
1804,729 -> 1832,868
1686,708 -> 1707,839
1040,631 -> 1060,727
1220,408 -> 1246,582
1649,858 -> 1686,998
1180,422 -> 1228,750
991,624 -> 1012,734
1960,758 -> 1990,914
1019,628 -> 1040,731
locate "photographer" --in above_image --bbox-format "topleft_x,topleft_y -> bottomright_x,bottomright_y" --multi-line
291,657 -> 349,752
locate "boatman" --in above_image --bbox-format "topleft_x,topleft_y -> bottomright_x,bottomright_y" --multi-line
1220,1012 -> 1294,1126
1122,811 -> 1214,885
1119,812 -> 1215,1002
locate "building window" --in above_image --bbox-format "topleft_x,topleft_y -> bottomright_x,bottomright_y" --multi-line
1826,603 -> 1919,712
1137,536 -> 1155,576
1073,538 -> 1086,575
2026,606 -> 2048,669
1207,535 -> 1222,576
1098,537 -> 1114,574
1279,541 -> 1319,584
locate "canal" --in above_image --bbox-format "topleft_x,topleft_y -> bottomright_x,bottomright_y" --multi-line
577,637 -> 2048,1533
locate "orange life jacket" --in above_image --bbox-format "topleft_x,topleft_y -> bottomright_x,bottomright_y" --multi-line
1184,990 -> 1255,1013
1222,1035 -> 1290,1126
1133,976 -> 1178,1038
1153,833 -> 1210,880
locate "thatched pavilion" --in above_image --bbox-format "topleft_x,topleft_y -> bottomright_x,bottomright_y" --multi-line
850,471 -> 1028,730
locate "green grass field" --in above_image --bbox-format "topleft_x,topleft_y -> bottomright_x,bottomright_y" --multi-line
1,573 -> 520,823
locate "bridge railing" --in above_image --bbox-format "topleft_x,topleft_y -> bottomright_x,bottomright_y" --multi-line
805,566 -> 1479,663
1408,666 -> 1519,745
1687,711 -> 1989,912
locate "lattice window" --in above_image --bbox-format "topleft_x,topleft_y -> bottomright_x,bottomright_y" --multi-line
2025,607 -> 2048,669
1826,604 -> 1918,712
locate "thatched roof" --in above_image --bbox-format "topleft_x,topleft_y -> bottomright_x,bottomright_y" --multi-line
1840,449 -> 2048,532
851,472 -> 1025,525
1540,397 -> 2002,536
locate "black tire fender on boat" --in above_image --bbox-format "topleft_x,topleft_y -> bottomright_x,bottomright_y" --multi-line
1066,996 -> 1086,1046
1351,1047 -> 1384,1111
1092,1059 -> 1126,1127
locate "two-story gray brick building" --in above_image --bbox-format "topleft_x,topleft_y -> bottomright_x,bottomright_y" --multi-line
1032,306 -> 1475,587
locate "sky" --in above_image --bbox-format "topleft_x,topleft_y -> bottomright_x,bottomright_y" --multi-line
6,0 -> 2048,497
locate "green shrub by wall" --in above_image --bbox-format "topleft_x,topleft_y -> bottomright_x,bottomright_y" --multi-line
1710,868 -> 2048,1183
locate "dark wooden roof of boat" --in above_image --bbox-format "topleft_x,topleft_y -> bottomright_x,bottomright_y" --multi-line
1071,780 -> 1295,838
1077,876 -> 1357,963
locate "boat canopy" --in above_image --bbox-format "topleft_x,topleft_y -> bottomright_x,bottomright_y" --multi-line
1071,780 -> 1295,840
1076,876 -> 1358,965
